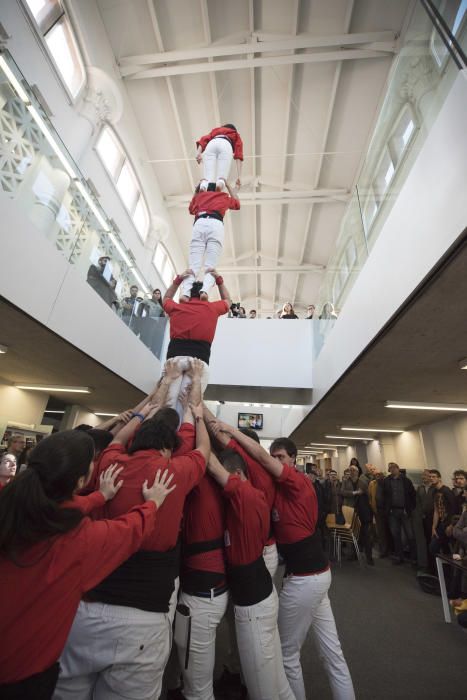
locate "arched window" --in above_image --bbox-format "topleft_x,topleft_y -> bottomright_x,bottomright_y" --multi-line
96,125 -> 150,241
153,243 -> 175,288
22,0 -> 86,99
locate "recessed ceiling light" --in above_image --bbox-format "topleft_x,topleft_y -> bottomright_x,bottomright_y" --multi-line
385,401 -> 467,412
459,358 -> 467,370
94,412 -> 118,417
44,410 -> 65,414
282,405 -> 291,409
0,343 -> 8,354
341,426 -> 404,433
308,443 -> 347,448
15,384 -> 91,393
326,435 -> 372,441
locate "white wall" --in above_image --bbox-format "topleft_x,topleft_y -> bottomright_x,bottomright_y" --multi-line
0,385 -> 49,426
312,70 -> 467,407
204,401 -> 310,440
209,319 -> 313,389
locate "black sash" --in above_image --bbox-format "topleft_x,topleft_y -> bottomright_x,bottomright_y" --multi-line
278,533 -> 328,576
167,338 -> 211,365
228,555 -> 272,606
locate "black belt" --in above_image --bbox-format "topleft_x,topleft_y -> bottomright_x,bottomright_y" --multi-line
189,583 -> 229,599
214,135 -> 233,147
195,211 -> 224,223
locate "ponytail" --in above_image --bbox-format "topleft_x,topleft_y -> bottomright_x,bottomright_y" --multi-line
0,431 -> 94,559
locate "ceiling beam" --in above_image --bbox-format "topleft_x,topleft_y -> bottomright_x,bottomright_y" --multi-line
119,30 -> 397,71
122,48 -> 395,80
165,189 -> 349,207
218,264 -> 325,273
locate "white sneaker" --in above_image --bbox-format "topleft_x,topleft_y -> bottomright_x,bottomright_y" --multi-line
200,180 -> 208,192
216,178 -> 225,192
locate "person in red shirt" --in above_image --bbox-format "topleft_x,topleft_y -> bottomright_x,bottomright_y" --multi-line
196,123 -> 243,191
0,430 -> 176,700
162,272 -> 231,422
207,449 -> 294,700
211,428 -> 355,700
55,373 -> 210,700
180,181 -> 240,301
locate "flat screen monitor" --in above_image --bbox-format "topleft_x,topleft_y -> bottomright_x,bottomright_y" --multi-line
238,413 -> 263,430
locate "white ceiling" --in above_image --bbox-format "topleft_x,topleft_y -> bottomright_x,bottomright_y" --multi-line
96,0 -> 413,315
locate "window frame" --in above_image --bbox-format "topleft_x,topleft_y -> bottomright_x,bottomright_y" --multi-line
95,125 -> 151,242
20,0 -> 87,102
152,243 -> 175,290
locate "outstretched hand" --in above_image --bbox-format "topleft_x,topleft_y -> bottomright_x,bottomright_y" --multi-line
188,357 -> 205,378
99,463 -> 124,501
142,469 -> 176,508
164,358 -> 183,381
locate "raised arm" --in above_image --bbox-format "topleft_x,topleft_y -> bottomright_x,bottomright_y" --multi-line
207,268 -> 231,306
207,452 -> 230,487
191,403 -> 210,463
163,269 -> 193,303
225,181 -> 240,203
110,401 -> 158,447
203,403 -> 230,448
211,420 -> 283,478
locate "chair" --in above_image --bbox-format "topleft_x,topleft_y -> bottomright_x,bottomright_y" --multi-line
327,506 -> 363,566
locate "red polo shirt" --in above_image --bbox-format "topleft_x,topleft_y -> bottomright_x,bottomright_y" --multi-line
196,126 -> 244,160
182,474 -> 225,575
272,464 -> 318,544
189,191 -> 240,218
97,443 -> 206,551
0,501 -> 157,684
164,298 -> 229,343
174,422 -> 195,456
228,439 -> 276,546
223,476 -> 269,567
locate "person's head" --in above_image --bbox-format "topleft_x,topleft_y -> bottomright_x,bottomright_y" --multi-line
223,123 -> 237,131
218,448 -> 247,480
350,457 -> 362,475
152,288 -> 162,303
422,469 -> 432,485
453,470 -> 467,489
388,462 -> 401,477
7,434 -> 26,456
366,463 -> 376,476
0,453 -> 17,484
429,469 -> 442,487
86,429 -> 113,459
329,469 -> 338,482
190,281 -> 203,299
127,417 -> 180,457
270,438 -> 297,467
110,277 -> 117,289
238,307 -> 246,317
98,256 -> 110,270
74,424 -> 93,432
151,407 -> 180,432
375,470 -> 384,481
282,302 -> 294,316
129,285 -> 138,298
239,427 -> 260,443
249,310 -> 257,319
349,465 -> 360,480
307,304 -> 315,317
0,431 -> 95,557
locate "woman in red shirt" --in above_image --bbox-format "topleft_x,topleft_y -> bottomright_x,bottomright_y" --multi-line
0,430 -> 175,700
196,123 -> 243,191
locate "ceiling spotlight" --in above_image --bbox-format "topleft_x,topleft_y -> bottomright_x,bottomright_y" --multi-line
341,426 -> 404,433
0,343 -> 8,354
94,412 -> 118,417
385,401 -> 467,412
307,443 -> 347,448
459,358 -> 467,370
325,435 -> 372,441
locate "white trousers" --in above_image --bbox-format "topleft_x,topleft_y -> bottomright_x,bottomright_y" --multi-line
202,137 -> 233,185
235,589 -> 295,700
175,591 -> 228,700
181,218 -> 225,298
278,570 -> 355,700
263,542 -> 279,580
54,601 -> 172,700
163,356 -> 209,424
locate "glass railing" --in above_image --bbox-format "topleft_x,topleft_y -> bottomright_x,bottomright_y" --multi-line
0,49 -> 167,361
313,0 -> 466,357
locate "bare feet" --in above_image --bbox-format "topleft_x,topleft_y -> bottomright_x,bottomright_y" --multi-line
179,294 -> 190,303
200,292 -> 208,301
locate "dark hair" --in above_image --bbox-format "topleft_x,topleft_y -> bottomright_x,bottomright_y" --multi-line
429,469 -> 441,478
87,429 -> 113,456
191,281 -> 203,299
218,448 -> 247,475
239,427 -> 260,444
453,470 -> 467,478
207,182 -> 216,192
350,457 -> 362,475
152,407 -> 180,431
0,431 -> 94,559
128,418 -> 180,455
223,123 -> 237,131
74,424 -> 93,432
270,437 -> 297,460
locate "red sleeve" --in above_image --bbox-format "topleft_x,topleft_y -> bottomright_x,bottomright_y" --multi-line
229,196 -> 240,211
173,423 -> 196,457
196,130 -> 212,152
172,449 -> 206,494
276,463 -> 305,497
66,491 -> 106,515
210,300 -> 229,316
98,444 -> 126,473
163,299 -> 177,314
223,476 -> 268,520
189,195 -> 197,215
78,502 -> 158,591
228,439 -> 275,507
233,133 -> 243,161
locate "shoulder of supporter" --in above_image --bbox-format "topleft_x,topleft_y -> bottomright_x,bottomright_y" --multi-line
210,300 -> 229,315
163,298 -> 177,312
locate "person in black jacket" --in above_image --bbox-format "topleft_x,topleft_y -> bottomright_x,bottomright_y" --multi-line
383,462 -> 416,565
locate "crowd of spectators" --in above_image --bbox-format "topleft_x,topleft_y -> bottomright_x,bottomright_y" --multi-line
227,301 -> 339,319
303,460 -> 467,628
